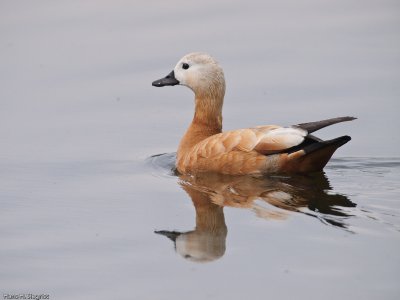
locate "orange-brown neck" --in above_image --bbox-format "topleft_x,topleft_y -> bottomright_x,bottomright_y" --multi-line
177,95 -> 223,161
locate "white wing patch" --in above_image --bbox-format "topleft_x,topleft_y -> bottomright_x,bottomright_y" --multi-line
254,127 -> 307,153
263,127 -> 306,147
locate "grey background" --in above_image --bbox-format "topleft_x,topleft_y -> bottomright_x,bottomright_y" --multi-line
1,0 -> 399,163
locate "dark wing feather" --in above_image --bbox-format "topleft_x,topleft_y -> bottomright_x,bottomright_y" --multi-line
294,116 -> 356,134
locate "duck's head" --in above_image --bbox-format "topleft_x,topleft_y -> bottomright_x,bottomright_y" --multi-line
152,52 -> 226,99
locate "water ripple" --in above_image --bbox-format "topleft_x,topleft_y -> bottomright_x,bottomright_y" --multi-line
145,152 -> 177,178
328,157 -> 400,170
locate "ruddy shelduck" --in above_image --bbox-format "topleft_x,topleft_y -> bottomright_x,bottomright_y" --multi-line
152,52 -> 356,175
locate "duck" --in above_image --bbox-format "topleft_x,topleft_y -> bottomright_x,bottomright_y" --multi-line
152,52 -> 356,175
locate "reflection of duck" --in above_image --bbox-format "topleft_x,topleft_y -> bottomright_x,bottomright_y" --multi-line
152,52 -> 356,175
156,171 -> 355,262
156,183 -> 227,263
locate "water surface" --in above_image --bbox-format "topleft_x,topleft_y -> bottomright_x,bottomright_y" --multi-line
1,156 -> 400,299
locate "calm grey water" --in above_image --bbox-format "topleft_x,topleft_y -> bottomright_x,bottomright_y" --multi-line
1,1 -> 399,299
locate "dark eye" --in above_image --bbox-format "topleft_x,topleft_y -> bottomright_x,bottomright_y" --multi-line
182,63 -> 189,70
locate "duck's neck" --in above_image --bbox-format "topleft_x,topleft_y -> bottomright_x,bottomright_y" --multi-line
177,94 -> 223,159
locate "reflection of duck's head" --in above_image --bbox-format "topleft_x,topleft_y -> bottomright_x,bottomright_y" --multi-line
176,231 -> 225,263
156,180 -> 227,263
156,229 -> 226,263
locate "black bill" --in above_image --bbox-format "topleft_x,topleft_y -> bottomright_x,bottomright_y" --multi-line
152,70 -> 179,87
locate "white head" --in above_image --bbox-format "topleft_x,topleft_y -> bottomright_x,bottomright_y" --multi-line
152,52 -> 226,100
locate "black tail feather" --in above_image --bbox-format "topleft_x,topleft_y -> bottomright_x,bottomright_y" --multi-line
292,135 -> 352,172
303,135 -> 351,155
295,117 -> 356,134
